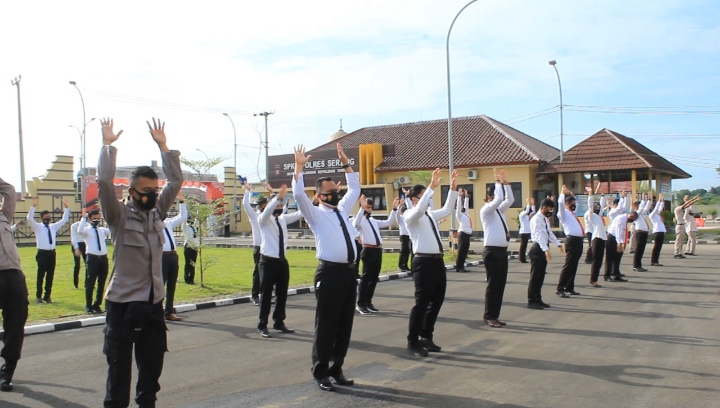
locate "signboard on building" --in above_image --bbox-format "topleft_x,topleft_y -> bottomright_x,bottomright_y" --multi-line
659,176 -> 672,195
267,147 -> 359,188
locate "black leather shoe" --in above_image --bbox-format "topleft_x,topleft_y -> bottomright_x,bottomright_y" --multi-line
651,263 -> 663,266
258,328 -> 272,338
603,276 -> 610,282
0,364 -> 13,392
365,304 -> 379,313
356,305 -> 371,315
538,301 -> 551,308
43,297 -> 52,304
610,276 -> 628,282
456,268 -> 470,272
633,267 -> 647,272
273,324 -> 295,333
556,291 -> 569,298
252,297 -> 260,306
314,376 -> 335,391
674,254 -> 686,259
484,319 -> 503,328
329,371 -> 355,386
566,290 -> 580,296
419,337 -> 442,352
86,307 -> 95,315
686,253 -> 696,256
92,305 -> 104,314
527,302 -> 544,310
407,343 -> 429,357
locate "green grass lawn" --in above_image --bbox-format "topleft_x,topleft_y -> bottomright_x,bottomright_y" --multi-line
16,244 -> 420,324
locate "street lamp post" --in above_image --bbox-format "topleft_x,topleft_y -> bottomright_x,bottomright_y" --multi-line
446,0 -> 478,250
196,149 -> 209,162
69,81 -> 88,205
223,113 -> 238,232
548,60 -> 564,162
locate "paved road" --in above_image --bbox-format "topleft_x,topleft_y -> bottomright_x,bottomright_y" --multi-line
5,247 -> 720,408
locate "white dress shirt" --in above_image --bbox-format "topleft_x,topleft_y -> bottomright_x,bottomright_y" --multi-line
397,212 -> 410,236
649,201 -> 666,233
519,204 -> 536,234
292,171 -> 361,263
183,221 -> 199,248
557,193 -> 585,238
27,207 -> 69,250
242,192 -> 263,247
353,207 -> 397,246
479,182 -> 515,248
633,209 -> 651,232
78,218 -> 111,255
608,214 -> 630,244
259,196 -> 304,258
587,195 -> 607,241
608,196 -> 630,220
162,203 -> 187,252
403,186 -> 458,254
685,206 -> 698,232
456,196 -> 473,235
530,212 -> 561,252
673,205 -> 685,226
70,221 -> 82,250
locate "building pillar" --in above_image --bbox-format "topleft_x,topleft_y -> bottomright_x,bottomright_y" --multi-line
558,173 -> 564,197
648,168 -> 653,195
631,169 -> 637,203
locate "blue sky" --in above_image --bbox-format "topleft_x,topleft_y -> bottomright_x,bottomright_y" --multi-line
1,0 -> 718,191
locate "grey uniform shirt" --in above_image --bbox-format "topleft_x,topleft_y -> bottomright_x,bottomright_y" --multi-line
98,146 -> 184,304
0,178 -> 22,271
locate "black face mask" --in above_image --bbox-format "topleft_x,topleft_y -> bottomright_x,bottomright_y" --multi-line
134,190 -> 158,210
461,208 -> 466,213
91,219 -> 101,226
569,204 -> 577,212
42,218 -> 51,225
593,208 -> 601,215
542,210 -> 553,218
321,191 -> 340,207
272,209 -> 283,217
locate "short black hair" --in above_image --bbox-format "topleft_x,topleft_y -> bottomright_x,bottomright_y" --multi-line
486,186 -> 495,196
613,199 -> 620,205
256,197 -> 268,207
399,204 -> 407,213
565,195 -> 577,204
541,198 -> 555,209
633,201 -> 641,208
130,166 -> 159,188
366,198 -> 374,206
408,184 -> 425,199
88,209 -> 101,217
316,177 -> 334,192
629,210 -> 639,220
40,210 -> 51,217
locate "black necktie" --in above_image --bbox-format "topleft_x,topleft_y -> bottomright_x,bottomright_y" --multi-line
46,224 -> 53,245
497,210 -> 510,242
334,209 -> 355,264
94,226 -> 102,251
190,225 -> 197,238
276,217 -> 285,259
425,212 -> 444,253
165,228 -> 175,251
546,218 -> 552,246
366,215 -> 381,246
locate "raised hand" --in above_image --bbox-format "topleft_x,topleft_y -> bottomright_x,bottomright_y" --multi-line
278,184 -> 288,199
500,169 -> 508,184
530,197 -> 535,205
450,170 -> 458,191
585,186 -> 593,194
294,145 -> 311,169
430,168 -> 442,189
100,118 -> 123,145
146,118 -> 168,152
402,187 -> 410,195
81,208 -> 88,218
62,198 -> 69,208
244,180 -> 252,191
263,182 -> 274,193
32,196 -> 39,207
392,197 -> 401,209
359,194 -> 367,205
337,143 -> 349,164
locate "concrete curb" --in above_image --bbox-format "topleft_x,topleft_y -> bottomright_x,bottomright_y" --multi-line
10,257 -> 513,337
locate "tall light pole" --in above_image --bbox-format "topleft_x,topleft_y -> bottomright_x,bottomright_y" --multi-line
254,111 -> 274,182
196,148 -> 209,162
446,0 -> 477,248
548,60 -> 564,162
69,81 -> 89,206
11,75 -> 27,197
70,118 -> 96,199
223,113 -> 238,232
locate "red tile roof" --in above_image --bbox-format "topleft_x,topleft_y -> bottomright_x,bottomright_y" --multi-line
538,129 -> 691,179
310,115 -> 560,172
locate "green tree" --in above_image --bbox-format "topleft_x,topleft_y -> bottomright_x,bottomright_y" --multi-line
407,170 -> 433,186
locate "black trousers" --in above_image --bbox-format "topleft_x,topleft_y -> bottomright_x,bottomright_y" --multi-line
483,246 -> 508,320
651,232 -> 665,264
161,252 -> 179,316
584,233 -> 594,263
251,246 -> 261,298
633,231 -> 649,268
408,256 -> 446,342
35,249 -> 56,300
358,247 -> 382,307
73,242 -> 87,288
590,239 -> 606,283
0,269 -> 29,364
183,245 -> 197,284
557,236 -> 583,292
518,233 -> 530,263
86,254 -> 109,308
354,240 -> 362,271
527,244 -> 547,302
456,232 -> 471,269
398,235 -> 414,270
103,300 -> 167,408
604,234 -> 623,277
258,256 -> 290,329
312,261 -> 357,379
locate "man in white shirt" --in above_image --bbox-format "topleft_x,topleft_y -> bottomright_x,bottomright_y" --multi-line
455,189 -> 473,272
527,198 -> 563,309
70,218 -> 87,289
403,168 -> 458,357
78,209 -> 111,314
518,198 -> 536,264
27,196 -> 70,304
397,203 -> 413,272
648,192 -> 666,266
353,196 -> 399,314
555,185 -> 586,297
256,185 -> 304,338
292,143 -> 359,392
161,196 -> 187,322
585,187 -> 610,287
684,195 -> 699,256
480,170 -> 514,327
243,182 -> 270,305
182,215 -> 199,284
583,183 -> 603,264
629,194 -> 649,253
604,211 -> 638,282
630,197 -> 653,272
673,195 -> 700,259
608,191 -> 629,221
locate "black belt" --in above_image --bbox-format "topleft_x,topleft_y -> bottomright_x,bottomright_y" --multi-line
261,254 -> 286,261
38,249 -> 55,252
567,235 -> 584,240
163,251 -> 177,254
676,224 -> 684,226
636,230 -> 649,234
318,260 -> 357,269
414,253 -> 443,259
87,253 -> 107,258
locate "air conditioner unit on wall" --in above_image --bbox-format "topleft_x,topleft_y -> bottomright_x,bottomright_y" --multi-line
398,176 -> 411,184
467,170 -> 478,180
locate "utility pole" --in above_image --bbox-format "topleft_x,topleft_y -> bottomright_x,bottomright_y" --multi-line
254,111 -> 274,182
11,75 -> 27,197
